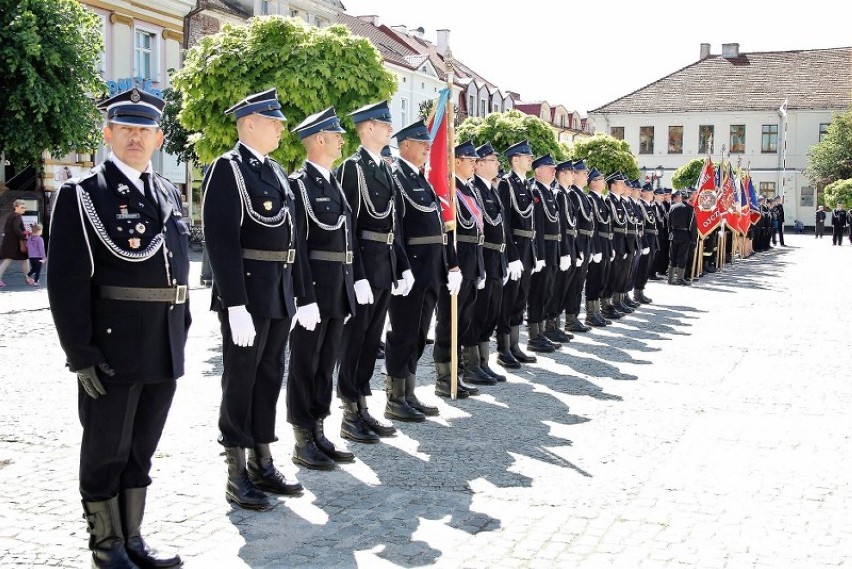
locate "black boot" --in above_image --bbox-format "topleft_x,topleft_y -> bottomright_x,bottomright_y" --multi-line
633,289 -> 653,304
313,420 -> 355,463
435,361 -> 471,398
384,376 -> 427,421
462,345 -> 496,385
405,374 -> 441,415
292,426 -> 336,471
623,292 -> 640,309
544,318 -> 572,343
478,341 -> 506,382
510,325 -> 538,363
82,497 -> 138,569
600,298 -> 623,320
357,396 -> 397,436
667,266 -> 677,285
596,300 -> 612,325
224,447 -> 275,510
677,268 -> 691,286
528,322 -> 556,352
615,293 -> 635,313
120,488 -> 181,569
496,333 -> 521,369
247,444 -> 304,495
340,400 -> 380,444
584,300 -> 605,327
566,312 -> 591,333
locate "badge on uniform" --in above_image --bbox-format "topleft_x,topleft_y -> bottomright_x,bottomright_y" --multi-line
116,204 -> 140,220
263,200 -> 273,211
135,222 -> 146,234
117,183 -> 130,196
128,237 -> 141,249
249,157 -> 261,168
315,177 -> 323,185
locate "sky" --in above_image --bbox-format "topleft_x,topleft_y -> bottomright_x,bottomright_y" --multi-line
341,0 -> 852,115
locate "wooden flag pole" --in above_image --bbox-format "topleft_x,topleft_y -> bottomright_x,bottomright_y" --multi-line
445,51 -> 458,400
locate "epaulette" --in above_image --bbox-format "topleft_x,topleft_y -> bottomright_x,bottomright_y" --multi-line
288,169 -> 307,181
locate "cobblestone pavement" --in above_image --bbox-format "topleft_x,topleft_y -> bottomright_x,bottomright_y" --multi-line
1,232 -> 850,568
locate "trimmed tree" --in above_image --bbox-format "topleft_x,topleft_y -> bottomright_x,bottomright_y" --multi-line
0,0 -> 104,167
171,16 -> 397,170
807,103 -> 852,187
671,158 -> 704,190
571,134 -> 639,180
821,178 -> 852,209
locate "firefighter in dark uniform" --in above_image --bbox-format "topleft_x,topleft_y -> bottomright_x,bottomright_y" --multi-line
667,190 -> 697,285
496,141 -> 539,367
334,101 -> 410,444
469,142 -> 509,380
652,188 -> 670,278
601,172 -> 630,320
620,180 -> 642,311
544,159 -> 577,344
634,183 -> 658,304
203,89 -> 306,510
584,168 -> 613,327
286,107 -> 358,470
385,120 -> 457,413
527,154 -> 563,352
564,159 -> 594,332
831,200 -> 847,246
48,89 -> 185,568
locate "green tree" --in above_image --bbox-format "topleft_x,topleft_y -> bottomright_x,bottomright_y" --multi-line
571,134 -> 639,179
807,104 -> 852,187
0,0 -> 105,167
821,178 -> 852,209
456,110 -> 568,171
160,86 -> 199,167
171,16 -> 397,170
671,158 -> 705,190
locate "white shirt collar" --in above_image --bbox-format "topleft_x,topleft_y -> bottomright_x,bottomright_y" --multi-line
399,157 -> 421,173
109,152 -> 152,194
307,160 -> 331,183
362,146 -> 384,166
239,141 -> 267,164
475,175 -> 492,187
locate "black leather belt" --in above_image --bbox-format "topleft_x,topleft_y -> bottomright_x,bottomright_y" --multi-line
483,241 -> 505,252
512,229 -> 535,239
99,285 -> 188,304
578,229 -> 594,237
242,248 -> 296,263
359,230 -> 394,245
645,230 -> 658,236
544,233 -> 560,241
597,231 -> 614,239
457,234 -> 484,245
309,250 -> 353,264
407,234 -> 447,246
614,227 -> 628,234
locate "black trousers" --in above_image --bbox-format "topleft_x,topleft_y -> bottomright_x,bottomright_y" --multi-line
27,258 -> 43,281
472,277 -> 503,343
337,286 -> 391,402
585,250 -> 611,301
625,250 -> 642,292
434,278 -> 477,360
218,312 -> 291,448
815,222 -> 825,238
604,253 -> 629,298
79,379 -> 176,502
669,240 -> 690,268
286,317 -> 345,430
565,255 -> 590,315
386,284 -> 439,378
655,237 -> 670,275
528,265 -> 555,323
548,265 -> 575,320
498,269 -> 531,332
635,244 -> 657,291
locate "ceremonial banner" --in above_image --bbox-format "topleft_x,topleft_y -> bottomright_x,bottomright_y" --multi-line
746,174 -> 762,225
716,163 -> 736,226
694,157 -> 721,237
426,88 -> 455,229
737,170 -> 752,234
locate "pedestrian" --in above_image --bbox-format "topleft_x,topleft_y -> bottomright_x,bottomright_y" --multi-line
831,201 -> 847,246
26,223 -> 46,285
287,107 -> 358,470
47,88 -> 186,568
771,196 -> 786,246
335,100 -> 409,444
202,88 -> 305,511
0,199 -> 31,287
815,205 -> 826,238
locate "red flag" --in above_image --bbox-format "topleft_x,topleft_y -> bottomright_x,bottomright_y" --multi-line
426,89 -> 454,229
693,157 -> 721,237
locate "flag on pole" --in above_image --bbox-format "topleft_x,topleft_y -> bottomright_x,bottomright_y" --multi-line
426,88 -> 455,229
694,157 -> 721,237
746,173 -> 762,225
737,169 -> 751,234
779,98 -> 788,118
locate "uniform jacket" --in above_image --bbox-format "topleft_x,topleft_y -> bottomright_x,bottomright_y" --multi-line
290,161 -> 357,319
588,191 -> 613,257
471,175 -> 508,280
498,172 -> 538,270
640,200 -> 659,250
47,158 -> 191,382
607,194 -> 629,257
831,208 -> 847,228
668,202 -> 697,243
531,180 -> 562,266
392,160 -> 457,289
623,197 -> 640,254
336,147 -> 410,290
203,143 -> 306,320
569,185 -> 595,257
555,184 -> 578,265
450,177 -> 485,282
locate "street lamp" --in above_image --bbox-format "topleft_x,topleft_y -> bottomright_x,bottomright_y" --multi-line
643,165 -> 665,189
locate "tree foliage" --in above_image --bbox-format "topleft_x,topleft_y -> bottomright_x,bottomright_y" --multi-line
160,86 -> 198,166
671,158 -> 704,190
821,178 -> 852,209
171,16 -> 397,169
571,134 -> 639,180
0,0 -> 105,167
807,104 -> 852,187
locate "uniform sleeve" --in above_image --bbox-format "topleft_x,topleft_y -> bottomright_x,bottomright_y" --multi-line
499,179 -> 520,263
532,188 -> 545,260
291,176 -> 316,307
336,160 -> 366,282
391,186 -> 411,277
46,182 -> 104,371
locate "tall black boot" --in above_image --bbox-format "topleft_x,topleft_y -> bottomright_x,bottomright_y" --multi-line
544,318 -> 572,343
313,420 -> 355,463
596,300 -> 612,325
623,292 -> 640,309
292,426 -> 335,471
247,444 -> 304,495
119,488 -> 181,569
584,300 -> 604,327
82,497 -> 138,569
340,399 -> 380,444
677,268 -> 691,286
615,292 -> 635,313
633,289 -> 653,304
510,325 -> 537,363
405,374 -> 441,415
435,361 -> 470,398
462,345 -> 496,385
527,322 -> 556,352
566,312 -> 591,333
225,447 -> 275,510
601,297 -> 623,320
478,341 -> 506,382
357,396 -> 397,436
384,376 -> 427,421
496,333 -> 521,369
667,266 -> 677,285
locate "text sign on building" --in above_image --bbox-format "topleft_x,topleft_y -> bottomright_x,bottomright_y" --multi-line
105,76 -> 163,98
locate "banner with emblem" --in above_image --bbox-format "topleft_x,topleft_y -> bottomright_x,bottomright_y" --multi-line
694,157 -> 721,237
716,162 -> 736,230
426,88 -> 455,230
745,170 -> 762,226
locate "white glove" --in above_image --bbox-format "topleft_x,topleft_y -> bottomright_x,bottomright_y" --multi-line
228,305 -> 256,347
641,247 -> 650,255
401,269 -> 414,295
354,279 -> 374,305
295,302 -> 321,331
391,278 -> 406,296
559,255 -> 570,271
447,270 -> 463,295
575,256 -> 583,267
533,259 -> 545,273
622,253 -> 628,259
610,251 -> 615,261
476,277 -> 486,290
592,252 -> 603,263
507,260 -> 523,281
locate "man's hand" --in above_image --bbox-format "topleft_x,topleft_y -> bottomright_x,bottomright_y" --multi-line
533,259 -> 546,273
591,252 -> 603,264
641,247 -> 650,255
77,362 -> 115,399
354,279 -> 374,305
559,255 -> 571,271
295,303 -> 321,331
447,270 -> 463,295
401,269 -> 415,296
507,260 -> 523,281
228,305 -> 256,347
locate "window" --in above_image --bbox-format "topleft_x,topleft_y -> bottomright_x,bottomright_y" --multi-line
468,94 -> 475,116
668,126 -> 683,154
400,98 -> 408,127
610,127 -> 624,140
134,29 -> 156,81
480,99 -> 487,116
761,124 -> 778,153
729,124 -> 745,153
290,9 -> 299,17
639,126 -> 654,154
698,125 -> 714,154
819,123 -> 830,142
492,102 -> 500,113
260,0 -> 269,15
759,182 -> 775,199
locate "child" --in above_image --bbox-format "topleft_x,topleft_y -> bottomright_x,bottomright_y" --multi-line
26,224 -> 46,285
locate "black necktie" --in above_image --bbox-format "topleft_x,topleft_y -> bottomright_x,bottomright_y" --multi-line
140,173 -> 161,221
